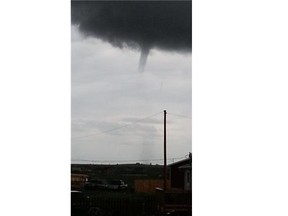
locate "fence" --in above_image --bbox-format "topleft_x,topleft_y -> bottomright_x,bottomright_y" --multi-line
72,191 -> 157,216
134,179 -> 171,193
155,189 -> 192,216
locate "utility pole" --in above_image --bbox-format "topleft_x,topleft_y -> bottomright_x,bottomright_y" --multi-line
163,110 -> 167,214
163,110 -> 167,191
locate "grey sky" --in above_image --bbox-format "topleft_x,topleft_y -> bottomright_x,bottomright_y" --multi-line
71,2 -> 191,164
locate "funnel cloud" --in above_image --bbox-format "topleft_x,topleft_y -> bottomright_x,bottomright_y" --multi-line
71,0 -> 192,71
138,46 -> 150,72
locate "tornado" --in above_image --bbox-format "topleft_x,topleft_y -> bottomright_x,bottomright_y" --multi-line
138,46 -> 150,72
71,0 -> 192,71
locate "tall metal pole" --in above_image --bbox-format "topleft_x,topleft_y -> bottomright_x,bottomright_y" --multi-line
164,110 -> 167,192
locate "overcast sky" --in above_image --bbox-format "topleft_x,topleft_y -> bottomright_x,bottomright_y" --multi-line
71,1 -> 192,164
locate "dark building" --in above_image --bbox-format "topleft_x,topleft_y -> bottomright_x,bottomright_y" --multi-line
168,154 -> 192,191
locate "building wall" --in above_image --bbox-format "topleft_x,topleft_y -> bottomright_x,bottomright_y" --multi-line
184,170 -> 191,191
170,166 -> 185,189
71,174 -> 88,190
134,179 -> 171,193
169,159 -> 191,190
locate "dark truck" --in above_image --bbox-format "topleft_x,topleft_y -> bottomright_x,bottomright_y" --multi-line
107,179 -> 128,190
84,179 -> 108,190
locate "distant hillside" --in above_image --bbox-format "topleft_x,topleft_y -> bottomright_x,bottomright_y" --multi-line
71,163 -> 164,188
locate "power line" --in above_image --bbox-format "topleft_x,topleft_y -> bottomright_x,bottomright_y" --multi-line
169,112 -> 192,119
72,111 -> 162,140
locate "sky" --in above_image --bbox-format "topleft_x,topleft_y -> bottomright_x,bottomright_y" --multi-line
71,0 -> 192,164
3,1 -> 288,215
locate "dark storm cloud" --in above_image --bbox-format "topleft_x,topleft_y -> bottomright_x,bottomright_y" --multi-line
71,0 -> 191,71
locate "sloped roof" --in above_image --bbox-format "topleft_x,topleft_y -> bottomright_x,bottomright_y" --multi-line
168,158 -> 191,167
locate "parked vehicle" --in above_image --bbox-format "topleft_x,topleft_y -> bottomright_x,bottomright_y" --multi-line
107,179 -> 128,190
84,179 -> 108,190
